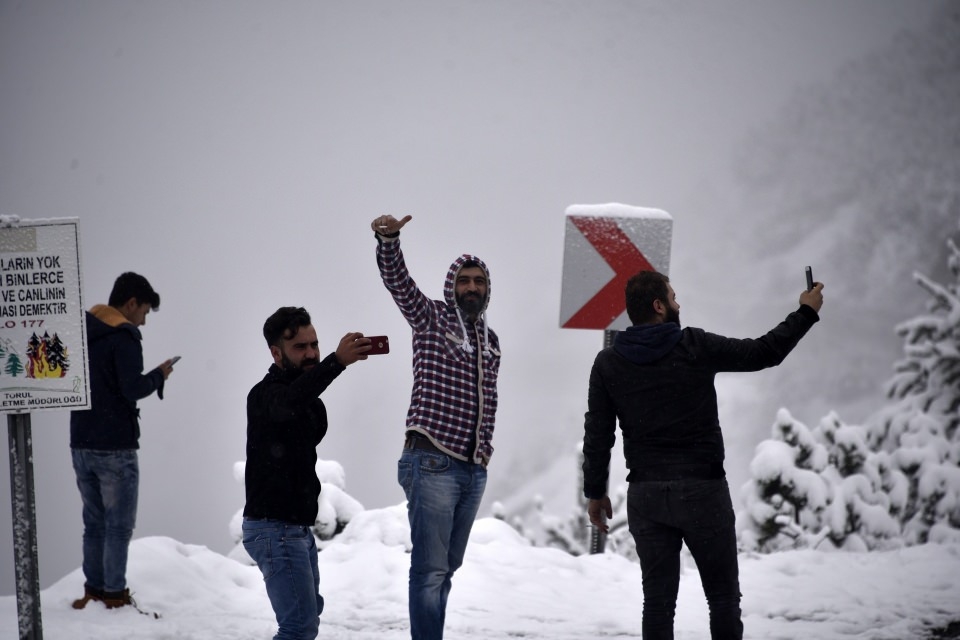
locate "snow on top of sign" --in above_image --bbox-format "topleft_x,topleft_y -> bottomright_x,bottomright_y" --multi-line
565,203 -> 671,220
5,216 -> 80,225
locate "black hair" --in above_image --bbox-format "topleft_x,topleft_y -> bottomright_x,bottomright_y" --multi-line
625,271 -> 670,325
108,272 -> 160,310
460,259 -> 482,271
263,306 -> 312,347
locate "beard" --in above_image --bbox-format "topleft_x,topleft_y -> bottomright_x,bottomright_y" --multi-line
665,305 -> 681,327
281,352 -> 319,372
456,291 -> 484,317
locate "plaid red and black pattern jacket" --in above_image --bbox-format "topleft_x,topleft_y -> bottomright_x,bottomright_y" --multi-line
376,234 -> 501,466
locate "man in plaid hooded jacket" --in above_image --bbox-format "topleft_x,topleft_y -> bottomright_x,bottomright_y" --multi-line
371,214 -> 501,640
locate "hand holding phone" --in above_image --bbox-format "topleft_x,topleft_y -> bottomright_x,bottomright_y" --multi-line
799,267 -> 824,313
366,336 -> 390,355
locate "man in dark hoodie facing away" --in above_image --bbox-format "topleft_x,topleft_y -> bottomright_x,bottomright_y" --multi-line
70,272 -> 176,611
582,270 -> 824,640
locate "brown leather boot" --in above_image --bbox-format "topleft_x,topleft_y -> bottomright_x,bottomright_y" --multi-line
102,588 -> 133,609
71,584 -> 104,610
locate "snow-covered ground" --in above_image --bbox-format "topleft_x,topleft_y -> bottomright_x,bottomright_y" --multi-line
3,504 -> 958,640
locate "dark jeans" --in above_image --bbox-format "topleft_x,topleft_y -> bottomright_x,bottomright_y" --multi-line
627,478 -> 743,640
72,448 -> 139,593
243,519 -> 323,640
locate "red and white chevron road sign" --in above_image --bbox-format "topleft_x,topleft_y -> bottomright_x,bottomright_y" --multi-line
559,204 -> 672,330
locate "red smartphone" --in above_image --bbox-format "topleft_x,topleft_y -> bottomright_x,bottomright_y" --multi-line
367,335 -> 390,355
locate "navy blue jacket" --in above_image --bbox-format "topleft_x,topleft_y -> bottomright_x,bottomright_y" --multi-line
243,354 -> 345,525
582,305 -> 819,499
70,306 -> 165,450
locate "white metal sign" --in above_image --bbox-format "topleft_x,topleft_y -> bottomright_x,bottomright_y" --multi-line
0,218 -> 89,412
559,204 -> 673,331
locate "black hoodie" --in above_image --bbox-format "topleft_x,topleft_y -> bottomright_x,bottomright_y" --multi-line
582,305 -> 819,499
70,305 -> 165,450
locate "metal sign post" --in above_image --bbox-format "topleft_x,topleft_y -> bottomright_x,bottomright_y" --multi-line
8,412 -> 42,639
1,217 -> 89,639
559,204 -> 673,554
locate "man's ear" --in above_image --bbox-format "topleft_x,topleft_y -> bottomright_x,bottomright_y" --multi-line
652,299 -> 666,316
115,297 -> 141,324
269,345 -> 283,367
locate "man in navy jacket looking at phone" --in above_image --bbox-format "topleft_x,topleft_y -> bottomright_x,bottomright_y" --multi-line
582,270 -> 824,640
70,272 -> 176,611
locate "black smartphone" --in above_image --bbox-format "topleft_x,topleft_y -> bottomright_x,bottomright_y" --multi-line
169,355 -> 181,365
805,266 -> 814,291
367,336 -> 390,355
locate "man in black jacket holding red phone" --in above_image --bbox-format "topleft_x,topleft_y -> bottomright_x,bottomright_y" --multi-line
582,270 -> 824,640
242,306 -> 371,640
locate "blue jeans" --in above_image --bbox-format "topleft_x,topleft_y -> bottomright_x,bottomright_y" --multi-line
71,448 -> 139,593
242,519 -> 323,640
627,478 -> 743,640
398,448 -> 486,640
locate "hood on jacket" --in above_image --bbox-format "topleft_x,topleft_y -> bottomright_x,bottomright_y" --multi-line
613,322 -> 682,365
443,254 -> 492,354
88,304 -> 142,342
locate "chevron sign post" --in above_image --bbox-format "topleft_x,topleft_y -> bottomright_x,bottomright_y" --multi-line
560,203 -> 673,331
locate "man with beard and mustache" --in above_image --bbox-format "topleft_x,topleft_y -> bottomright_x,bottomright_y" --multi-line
242,307 -> 371,640
581,270 -> 824,640
370,214 -> 500,640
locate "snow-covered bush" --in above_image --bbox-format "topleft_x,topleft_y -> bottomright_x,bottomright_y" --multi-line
227,458 -> 365,564
493,444 -> 638,561
493,494 -> 590,557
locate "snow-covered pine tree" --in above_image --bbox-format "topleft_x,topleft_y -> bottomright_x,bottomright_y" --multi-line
736,409 -> 831,552
866,235 -> 960,544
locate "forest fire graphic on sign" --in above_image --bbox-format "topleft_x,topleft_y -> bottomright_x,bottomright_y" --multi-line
25,331 -> 70,379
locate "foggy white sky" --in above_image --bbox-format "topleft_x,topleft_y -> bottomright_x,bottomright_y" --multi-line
0,0 -> 940,594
